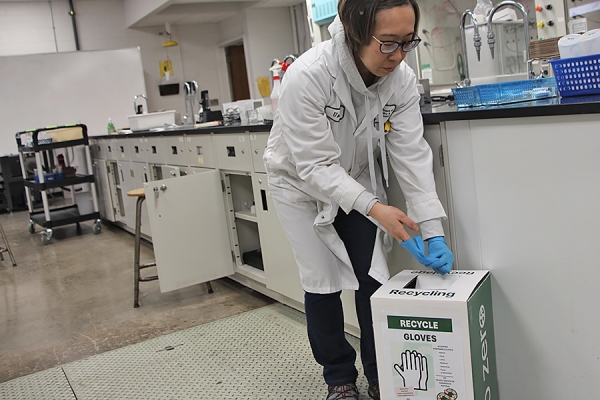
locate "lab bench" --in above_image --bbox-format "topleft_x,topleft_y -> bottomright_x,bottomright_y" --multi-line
420,94 -> 600,400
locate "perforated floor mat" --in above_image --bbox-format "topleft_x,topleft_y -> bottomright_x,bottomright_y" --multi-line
1,304 -> 373,399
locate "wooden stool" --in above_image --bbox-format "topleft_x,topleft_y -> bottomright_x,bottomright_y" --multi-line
0,219 -> 16,266
127,188 -> 213,308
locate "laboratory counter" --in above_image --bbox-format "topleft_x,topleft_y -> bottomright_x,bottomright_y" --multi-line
420,94 -> 600,124
95,94 -> 600,139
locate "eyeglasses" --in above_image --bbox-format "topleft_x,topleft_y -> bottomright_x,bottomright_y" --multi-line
372,36 -> 421,53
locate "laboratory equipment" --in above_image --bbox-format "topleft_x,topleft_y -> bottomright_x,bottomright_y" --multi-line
133,94 -> 148,115
460,9 -> 481,86
183,81 -> 198,125
487,1 -> 532,78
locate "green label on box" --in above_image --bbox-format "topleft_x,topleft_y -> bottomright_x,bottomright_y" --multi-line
388,316 -> 453,332
467,275 -> 499,400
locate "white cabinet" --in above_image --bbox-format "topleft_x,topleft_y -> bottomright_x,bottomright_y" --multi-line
250,133 -> 269,173
251,173 -> 303,303
141,136 -> 163,165
222,172 -> 265,283
441,114 -> 600,400
162,135 -> 188,166
213,133 -> 253,172
130,137 -> 147,162
93,159 -> 118,222
117,161 -> 137,228
144,171 -> 235,292
185,134 -> 216,168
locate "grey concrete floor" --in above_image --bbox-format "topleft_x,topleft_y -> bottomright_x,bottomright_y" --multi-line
0,206 -> 273,384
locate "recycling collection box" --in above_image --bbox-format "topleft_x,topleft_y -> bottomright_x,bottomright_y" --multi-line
371,270 -> 498,400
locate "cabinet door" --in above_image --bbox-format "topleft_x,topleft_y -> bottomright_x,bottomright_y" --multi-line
252,173 -> 304,303
117,161 -> 137,229
144,171 -> 234,292
213,133 -> 253,172
249,133 -> 269,173
93,159 -> 116,222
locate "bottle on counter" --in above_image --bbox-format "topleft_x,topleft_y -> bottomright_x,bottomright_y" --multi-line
269,63 -> 283,119
107,118 -> 116,134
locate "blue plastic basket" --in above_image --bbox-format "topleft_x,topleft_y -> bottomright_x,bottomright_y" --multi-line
549,54 -> 600,97
452,78 -> 558,108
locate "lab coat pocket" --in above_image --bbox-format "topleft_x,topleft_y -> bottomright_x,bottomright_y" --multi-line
282,186 -> 314,203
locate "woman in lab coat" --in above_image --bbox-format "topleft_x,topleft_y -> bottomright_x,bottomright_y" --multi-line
263,0 -> 454,399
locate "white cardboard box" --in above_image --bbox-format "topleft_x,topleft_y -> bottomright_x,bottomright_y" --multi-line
371,270 -> 498,400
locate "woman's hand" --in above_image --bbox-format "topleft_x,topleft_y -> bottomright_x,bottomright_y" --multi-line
368,202 -> 418,242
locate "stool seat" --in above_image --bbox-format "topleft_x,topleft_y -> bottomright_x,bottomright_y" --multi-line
127,188 -> 145,198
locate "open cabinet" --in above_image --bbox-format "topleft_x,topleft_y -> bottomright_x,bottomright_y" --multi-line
144,170 -> 234,292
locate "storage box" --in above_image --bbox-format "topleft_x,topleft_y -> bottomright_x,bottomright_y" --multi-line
371,270 -> 498,400
127,110 -> 180,132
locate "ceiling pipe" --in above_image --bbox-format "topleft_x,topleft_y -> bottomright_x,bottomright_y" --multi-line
68,0 -> 80,51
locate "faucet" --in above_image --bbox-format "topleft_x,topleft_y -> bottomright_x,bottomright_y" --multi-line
459,10 -> 481,86
133,94 -> 148,114
183,81 -> 198,125
487,1 -> 532,78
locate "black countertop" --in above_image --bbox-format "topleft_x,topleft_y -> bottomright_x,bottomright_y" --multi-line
421,94 -> 600,125
95,95 -> 600,139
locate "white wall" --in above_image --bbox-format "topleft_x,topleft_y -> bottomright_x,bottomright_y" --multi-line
0,0 -> 298,151
245,7 -> 295,100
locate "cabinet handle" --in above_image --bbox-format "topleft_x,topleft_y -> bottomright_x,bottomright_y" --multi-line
260,189 -> 268,211
160,184 -> 167,191
254,149 -> 258,154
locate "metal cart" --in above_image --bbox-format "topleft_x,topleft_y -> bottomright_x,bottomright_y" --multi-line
16,124 -> 101,244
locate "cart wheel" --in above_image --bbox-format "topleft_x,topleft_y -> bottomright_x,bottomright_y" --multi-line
93,219 -> 102,234
41,229 -> 52,245
28,221 -> 35,234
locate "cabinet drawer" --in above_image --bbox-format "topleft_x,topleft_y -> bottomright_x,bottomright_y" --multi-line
89,139 -> 103,160
185,134 -> 216,168
115,139 -> 130,161
129,137 -> 147,162
162,135 -> 188,166
141,136 -> 163,164
250,133 -> 269,173
104,138 -> 119,161
213,133 -> 252,172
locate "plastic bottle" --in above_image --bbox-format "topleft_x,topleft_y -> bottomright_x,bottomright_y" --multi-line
474,0 -> 493,22
107,118 -> 116,134
269,63 -> 283,118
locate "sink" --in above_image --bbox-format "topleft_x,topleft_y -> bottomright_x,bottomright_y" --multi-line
127,111 -> 180,132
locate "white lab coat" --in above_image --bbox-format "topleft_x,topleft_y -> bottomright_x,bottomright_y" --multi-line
263,17 -> 446,294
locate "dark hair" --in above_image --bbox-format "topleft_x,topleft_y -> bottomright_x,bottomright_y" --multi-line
338,0 -> 420,55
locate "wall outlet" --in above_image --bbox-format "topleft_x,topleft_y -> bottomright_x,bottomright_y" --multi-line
210,99 -> 219,106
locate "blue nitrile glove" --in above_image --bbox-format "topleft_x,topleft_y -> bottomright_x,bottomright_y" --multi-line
426,236 -> 454,275
400,236 -> 436,267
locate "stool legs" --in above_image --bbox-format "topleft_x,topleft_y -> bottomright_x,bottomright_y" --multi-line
132,194 -> 214,308
134,195 -> 157,308
0,220 -> 16,266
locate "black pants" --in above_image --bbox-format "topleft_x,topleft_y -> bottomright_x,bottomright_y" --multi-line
304,209 -> 382,386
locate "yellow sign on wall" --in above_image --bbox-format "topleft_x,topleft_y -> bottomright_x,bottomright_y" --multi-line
159,60 -> 174,78
257,77 -> 271,97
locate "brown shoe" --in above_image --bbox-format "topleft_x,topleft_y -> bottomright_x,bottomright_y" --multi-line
326,383 -> 359,400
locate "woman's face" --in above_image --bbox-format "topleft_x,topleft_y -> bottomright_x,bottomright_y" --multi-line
356,5 -> 416,82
